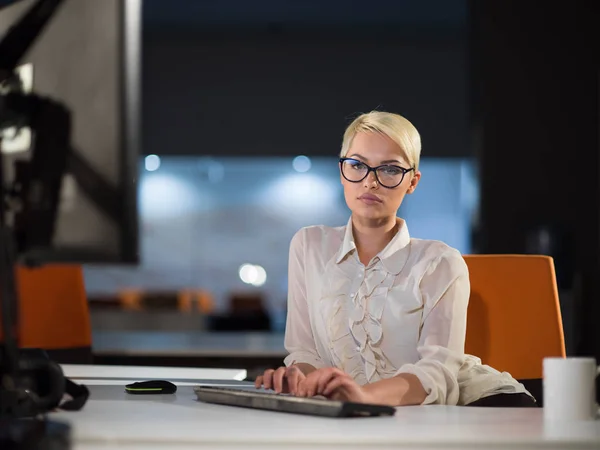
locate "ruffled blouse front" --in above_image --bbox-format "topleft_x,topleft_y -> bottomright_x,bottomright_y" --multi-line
325,262 -> 398,385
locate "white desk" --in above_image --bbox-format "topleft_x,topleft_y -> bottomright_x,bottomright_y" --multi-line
60,364 -> 247,386
52,384 -> 600,450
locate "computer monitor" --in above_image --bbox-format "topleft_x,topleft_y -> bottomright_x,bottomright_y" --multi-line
0,0 -> 140,264
0,0 -> 141,421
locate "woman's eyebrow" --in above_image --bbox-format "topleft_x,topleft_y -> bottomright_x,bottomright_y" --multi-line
348,153 -> 366,161
349,154 -> 402,165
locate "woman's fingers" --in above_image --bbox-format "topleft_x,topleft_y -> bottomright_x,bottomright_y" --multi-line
285,366 -> 304,395
260,366 -> 364,403
316,369 -> 346,395
297,368 -> 345,397
272,366 -> 288,393
256,366 -> 303,393
322,375 -> 352,397
261,369 -> 275,390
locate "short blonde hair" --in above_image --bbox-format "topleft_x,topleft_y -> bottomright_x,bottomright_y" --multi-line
340,111 -> 422,170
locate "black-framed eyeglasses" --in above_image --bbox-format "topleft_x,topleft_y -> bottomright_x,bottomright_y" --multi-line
339,157 -> 414,189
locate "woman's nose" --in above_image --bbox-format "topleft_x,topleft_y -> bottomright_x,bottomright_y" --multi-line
364,170 -> 379,188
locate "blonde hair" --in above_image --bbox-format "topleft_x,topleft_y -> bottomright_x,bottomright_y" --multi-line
340,111 -> 422,171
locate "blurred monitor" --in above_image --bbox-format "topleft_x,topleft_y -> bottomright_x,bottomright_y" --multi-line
0,0 -> 140,263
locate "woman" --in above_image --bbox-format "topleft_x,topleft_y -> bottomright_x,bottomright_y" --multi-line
256,111 -> 535,407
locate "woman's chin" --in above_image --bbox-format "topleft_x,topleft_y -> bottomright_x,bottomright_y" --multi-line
351,207 -> 389,221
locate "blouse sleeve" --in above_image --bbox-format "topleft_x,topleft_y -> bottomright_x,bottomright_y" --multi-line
283,229 -> 326,369
394,248 -> 470,405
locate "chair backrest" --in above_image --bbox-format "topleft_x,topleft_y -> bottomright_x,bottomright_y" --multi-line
463,254 -> 566,379
16,264 -> 92,351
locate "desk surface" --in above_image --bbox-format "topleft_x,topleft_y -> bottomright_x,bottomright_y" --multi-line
60,364 -> 247,385
54,384 -> 600,450
92,330 -> 287,357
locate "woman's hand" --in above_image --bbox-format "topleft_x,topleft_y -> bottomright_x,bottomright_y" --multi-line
295,367 -> 375,404
255,365 -> 306,394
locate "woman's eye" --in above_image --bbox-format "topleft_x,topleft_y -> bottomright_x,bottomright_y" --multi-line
385,167 -> 402,175
351,162 -> 366,170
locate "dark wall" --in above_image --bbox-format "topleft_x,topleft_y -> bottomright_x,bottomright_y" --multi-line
471,0 -> 600,360
142,29 -> 468,158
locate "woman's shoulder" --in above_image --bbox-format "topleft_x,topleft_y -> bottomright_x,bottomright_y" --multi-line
291,224 -> 346,245
289,224 -> 347,258
408,237 -> 467,274
410,237 -> 462,257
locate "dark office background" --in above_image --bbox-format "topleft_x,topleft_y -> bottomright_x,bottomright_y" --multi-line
142,0 -> 469,159
132,0 -> 600,360
470,0 -> 599,361
2,0 -> 596,370
87,0 -> 478,371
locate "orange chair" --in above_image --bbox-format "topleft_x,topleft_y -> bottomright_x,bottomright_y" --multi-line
118,289 -> 143,311
178,289 -> 215,314
464,254 -> 566,380
16,264 -> 92,363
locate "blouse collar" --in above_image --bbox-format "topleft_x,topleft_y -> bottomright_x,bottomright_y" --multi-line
336,216 -> 411,275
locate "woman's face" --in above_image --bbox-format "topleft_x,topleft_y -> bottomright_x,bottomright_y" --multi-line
340,131 -> 420,222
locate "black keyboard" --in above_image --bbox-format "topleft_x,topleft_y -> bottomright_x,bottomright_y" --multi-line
193,386 -> 396,418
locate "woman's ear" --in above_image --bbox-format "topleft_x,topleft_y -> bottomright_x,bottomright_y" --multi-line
406,171 -> 421,194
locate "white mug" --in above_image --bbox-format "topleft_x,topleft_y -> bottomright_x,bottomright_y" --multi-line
543,357 -> 599,422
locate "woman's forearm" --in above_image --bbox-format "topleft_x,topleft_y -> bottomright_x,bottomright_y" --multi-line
364,373 -> 427,406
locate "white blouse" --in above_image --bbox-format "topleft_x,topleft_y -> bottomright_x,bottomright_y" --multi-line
283,217 -> 531,405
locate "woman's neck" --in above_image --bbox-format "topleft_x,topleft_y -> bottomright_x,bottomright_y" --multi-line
351,216 -> 398,266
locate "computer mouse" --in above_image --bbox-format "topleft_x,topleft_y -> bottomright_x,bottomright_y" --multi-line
125,380 -> 177,395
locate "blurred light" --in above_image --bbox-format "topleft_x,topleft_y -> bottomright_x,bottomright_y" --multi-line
208,162 -> 225,183
145,154 -> 161,171
239,263 -> 267,287
140,173 -> 202,219
253,265 -> 267,286
198,158 -> 225,183
239,264 -> 256,284
262,173 -> 338,218
292,155 -> 311,173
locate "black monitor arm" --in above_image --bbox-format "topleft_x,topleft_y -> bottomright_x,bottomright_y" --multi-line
0,0 -> 64,82
0,0 -> 70,422
0,91 -> 71,420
